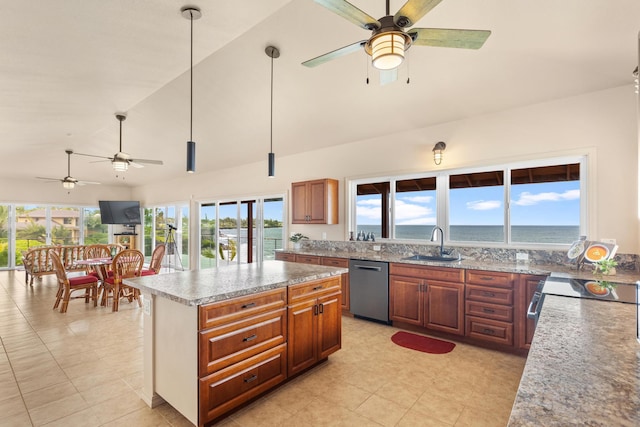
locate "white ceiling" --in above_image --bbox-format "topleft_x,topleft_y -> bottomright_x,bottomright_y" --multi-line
1,0 -> 638,188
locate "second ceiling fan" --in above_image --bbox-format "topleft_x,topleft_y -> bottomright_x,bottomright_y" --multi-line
75,113 -> 163,172
303,0 -> 491,71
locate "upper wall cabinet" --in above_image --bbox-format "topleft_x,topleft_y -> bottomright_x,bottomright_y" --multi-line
291,179 -> 339,224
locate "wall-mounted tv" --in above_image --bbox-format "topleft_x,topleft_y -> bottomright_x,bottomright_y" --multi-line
99,200 -> 142,225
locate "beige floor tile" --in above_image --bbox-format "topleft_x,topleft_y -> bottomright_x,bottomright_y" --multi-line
28,393 -> 88,426
355,394 -> 408,427
40,408 -> 101,427
231,398 -> 297,426
454,405 -> 510,427
0,410 -> 34,427
101,406 -> 172,426
375,380 -> 425,409
22,381 -> 78,410
412,393 -> 465,425
17,368 -> 69,395
397,407 -> 454,427
90,389 -> 148,424
0,394 -> 29,421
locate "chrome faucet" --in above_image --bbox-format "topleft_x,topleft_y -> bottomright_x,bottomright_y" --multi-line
430,226 -> 446,257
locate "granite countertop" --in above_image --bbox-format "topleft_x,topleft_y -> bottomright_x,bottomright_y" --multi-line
508,295 -> 640,426
124,261 -> 347,306
278,249 -> 640,284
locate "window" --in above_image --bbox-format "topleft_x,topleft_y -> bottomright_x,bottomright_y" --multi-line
350,157 -> 584,246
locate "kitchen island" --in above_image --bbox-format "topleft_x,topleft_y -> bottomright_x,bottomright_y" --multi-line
508,295 -> 640,426
124,261 -> 347,426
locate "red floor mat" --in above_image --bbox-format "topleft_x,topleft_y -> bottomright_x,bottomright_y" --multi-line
391,331 -> 456,354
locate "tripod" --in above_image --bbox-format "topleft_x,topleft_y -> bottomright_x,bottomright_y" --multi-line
165,225 -> 184,271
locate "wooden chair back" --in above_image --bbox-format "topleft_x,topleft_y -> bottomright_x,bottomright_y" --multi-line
149,244 -> 166,274
111,249 -> 144,282
85,244 -> 111,259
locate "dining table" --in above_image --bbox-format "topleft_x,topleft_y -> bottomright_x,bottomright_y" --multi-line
74,257 -> 113,306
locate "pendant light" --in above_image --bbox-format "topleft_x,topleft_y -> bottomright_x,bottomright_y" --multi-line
182,6 -> 201,173
265,46 -> 280,177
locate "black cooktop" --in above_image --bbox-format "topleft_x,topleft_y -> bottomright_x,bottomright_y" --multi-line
543,275 -> 637,304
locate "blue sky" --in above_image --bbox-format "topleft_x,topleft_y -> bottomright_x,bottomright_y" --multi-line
357,181 -> 580,226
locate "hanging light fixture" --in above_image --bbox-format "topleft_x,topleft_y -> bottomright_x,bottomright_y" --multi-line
265,46 -> 280,178
182,6 -> 202,173
370,31 -> 407,70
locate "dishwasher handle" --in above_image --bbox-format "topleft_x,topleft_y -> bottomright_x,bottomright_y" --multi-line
527,291 -> 542,320
353,264 -> 382,272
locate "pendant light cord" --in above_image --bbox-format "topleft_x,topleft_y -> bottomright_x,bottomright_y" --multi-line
270,52 -> 274,154
189,11 -> 194,142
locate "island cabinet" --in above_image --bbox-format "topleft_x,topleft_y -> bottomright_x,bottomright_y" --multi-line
389,263 -> 465,335
287,276 -> 342,376
465,270 -> 515,346
291,178 -> 339,224
515,274 -> 547,350
198,288 -> 288,424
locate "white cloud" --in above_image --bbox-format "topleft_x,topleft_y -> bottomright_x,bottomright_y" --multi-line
400,195 -> 434,204
357,197 -> 435,224
512,189 -> 580,206
467,200 -> 501,211
357,199 -> 382,207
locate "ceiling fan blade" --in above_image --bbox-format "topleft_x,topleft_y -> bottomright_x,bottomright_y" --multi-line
379,69 -> 398,86
314,0 -> 380,30
129,161 -> 145,169
410,28 -> 491,49
394,0 -> 443,28
74,152 -> 113,161
129,158 -> 163,165
302,40 -> 367,68
35,177 -> 60,182
76,180 -> 101,185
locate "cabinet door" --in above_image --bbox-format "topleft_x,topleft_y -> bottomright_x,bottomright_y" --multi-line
321,257 -> 350,311
425,281 -> 464,335
317,291 -> 342,359
517,275 -> 546,350
287,298 -> 318,376
291,181 -> 309,223
389,276 -> 423,325
307,180 -> 328,223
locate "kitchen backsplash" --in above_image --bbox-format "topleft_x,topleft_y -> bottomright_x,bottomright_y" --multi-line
298,240 -> 639,272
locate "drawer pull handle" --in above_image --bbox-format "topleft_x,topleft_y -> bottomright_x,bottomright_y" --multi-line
314,305 -> 319,315
482,292 -> 495,297
241,302 -> 256,309
319,303 -> 324,314
483,328 -> 495,335
313,285 -> 324,291
483,308 -> 495,313
244,374 -> 257,383
243,334 -> 257,342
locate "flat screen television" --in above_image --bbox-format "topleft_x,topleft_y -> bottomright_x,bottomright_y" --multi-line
99,200 -> 142,225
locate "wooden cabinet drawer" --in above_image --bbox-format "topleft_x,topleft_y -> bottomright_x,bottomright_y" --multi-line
466,285 -> 513,305
466,270 -> 514,288
288,277 -> 341,304
275,252 -> 296,262
321,257 -> 348,268
295,254 -> 321,265
465,300 -> 513,322
199,344 -> 287,424
466,316 -> 513,346
199,309 -> 286,376
389,263 -> 464,282
199,288 -> 286,330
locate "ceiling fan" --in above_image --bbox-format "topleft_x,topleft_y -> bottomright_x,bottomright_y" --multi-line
303,0 -> 491,73
75,113 -> 163,172
36,149 -> 100,190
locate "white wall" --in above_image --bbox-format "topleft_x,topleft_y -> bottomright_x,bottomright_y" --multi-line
0,178 -> 132,205
97,86 -> 640,254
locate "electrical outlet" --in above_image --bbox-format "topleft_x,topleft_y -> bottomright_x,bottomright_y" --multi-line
373,245 -> 381,251
516,253 -> 529,261
322,232 -> 327,240
143,298 -> 151,316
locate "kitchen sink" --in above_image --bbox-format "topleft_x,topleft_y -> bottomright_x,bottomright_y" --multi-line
402,254 -> 460,262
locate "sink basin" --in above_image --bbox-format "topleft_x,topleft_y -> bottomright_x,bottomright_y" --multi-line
402,254 -> 460,262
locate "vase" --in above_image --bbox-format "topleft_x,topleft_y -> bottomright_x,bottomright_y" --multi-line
293,242 -> 301,250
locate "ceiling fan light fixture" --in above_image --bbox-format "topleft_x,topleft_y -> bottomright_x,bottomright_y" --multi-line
113,159 -> 128,172
62,181 -> 75,190
371,32 -> 406,70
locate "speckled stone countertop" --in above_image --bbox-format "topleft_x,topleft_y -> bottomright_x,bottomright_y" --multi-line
278,249 -> 640,284
508,295 -> 640,426
124,261 -> 347,306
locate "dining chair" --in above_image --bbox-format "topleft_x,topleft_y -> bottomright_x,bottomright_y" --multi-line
103,249 -> 144,312
50,250 -> 98,313
105,243 -> 125,258
141,244 -> 166,276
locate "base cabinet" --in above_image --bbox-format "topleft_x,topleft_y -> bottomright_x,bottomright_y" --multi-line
287,277 -> 342,376
389,264 -> 465,335
516,274 -> 547,350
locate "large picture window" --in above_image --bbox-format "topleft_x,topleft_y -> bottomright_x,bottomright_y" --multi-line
350,157 -> 584,247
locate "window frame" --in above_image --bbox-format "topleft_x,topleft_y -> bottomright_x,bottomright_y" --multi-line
349,155 -> 587,248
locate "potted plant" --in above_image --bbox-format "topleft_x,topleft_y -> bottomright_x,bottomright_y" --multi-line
592,258 -> 617,276
289,233 -> 308,249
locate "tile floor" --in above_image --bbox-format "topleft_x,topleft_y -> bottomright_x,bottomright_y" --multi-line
0,270 -> 526,426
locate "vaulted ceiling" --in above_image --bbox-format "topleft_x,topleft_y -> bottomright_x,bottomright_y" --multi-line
1,0 -> 638,189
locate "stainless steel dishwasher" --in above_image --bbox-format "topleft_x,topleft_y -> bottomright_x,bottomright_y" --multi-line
349,259 -> 390,324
